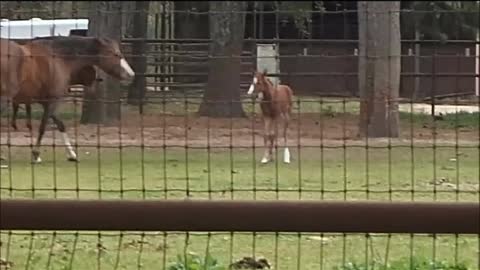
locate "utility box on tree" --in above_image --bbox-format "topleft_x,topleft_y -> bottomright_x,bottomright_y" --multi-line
256,43 -> 280,86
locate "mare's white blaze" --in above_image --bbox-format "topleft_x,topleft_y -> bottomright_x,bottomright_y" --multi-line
61,132 -> 77,160
120,58 -> 135,77
283,147 -> 291,164
247,77 -> 258,95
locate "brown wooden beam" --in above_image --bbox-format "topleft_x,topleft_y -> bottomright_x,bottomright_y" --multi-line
1,199 -> 478,234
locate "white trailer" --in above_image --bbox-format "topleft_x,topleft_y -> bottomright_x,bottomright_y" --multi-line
0,18 -> 88,39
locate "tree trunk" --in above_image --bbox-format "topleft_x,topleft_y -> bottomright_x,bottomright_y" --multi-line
80,1 -> 123,125
358,1 -> 374,137
173,1 -> 209,85
127,1 -> 150,108
412,25 -> 421,101
358,1 -> 401,138
122,1 -> 136,38
198,1 -> 246,118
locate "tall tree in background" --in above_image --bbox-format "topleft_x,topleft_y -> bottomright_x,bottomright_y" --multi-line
122,1 -> 136,38
0,1 -> 77,19
198,1 -> 247,118
403,1 -> 479,42
402,1 -> 480,100
127,1 -> 150,108
173,1 -> 209,85
358,1 -> 401,138
80,1 -> 123,125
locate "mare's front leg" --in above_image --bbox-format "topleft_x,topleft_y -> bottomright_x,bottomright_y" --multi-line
50,114 -> 77,162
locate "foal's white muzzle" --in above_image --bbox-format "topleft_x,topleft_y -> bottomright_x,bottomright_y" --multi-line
247,77 -> 258,96
247,84 -> 255,96
247,87 -> 263,102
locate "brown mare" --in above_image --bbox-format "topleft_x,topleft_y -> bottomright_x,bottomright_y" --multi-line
0,38 -> 27,163
11,65 -> 99,132
247,69 -> 294,164
8,35 -> 134,163
0,38 -> 25,103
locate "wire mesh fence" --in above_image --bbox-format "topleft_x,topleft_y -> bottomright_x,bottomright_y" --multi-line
1,2 -> 479,270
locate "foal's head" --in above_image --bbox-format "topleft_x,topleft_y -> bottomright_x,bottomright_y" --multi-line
247,69 -> 272,100
92,37 -> 135,82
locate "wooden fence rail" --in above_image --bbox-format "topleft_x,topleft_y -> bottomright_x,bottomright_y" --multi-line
1,199 -> 478,234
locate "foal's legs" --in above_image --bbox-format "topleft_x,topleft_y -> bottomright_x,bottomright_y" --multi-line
261,117 -> 274,164
50,114 -> 77,162
281,113 -> 291,164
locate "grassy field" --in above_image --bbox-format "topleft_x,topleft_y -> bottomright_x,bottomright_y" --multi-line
1,95 -> 479,270
1,145 -> 479,269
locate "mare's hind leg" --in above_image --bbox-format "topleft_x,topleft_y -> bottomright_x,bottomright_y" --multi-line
1,98 -> 15,166
50,114 -> 77,162
26,104 -> 32,132
32,101 -> 58,164
0,99 -> 8,164
32,103 -> 50,163
11,102 -> 19,131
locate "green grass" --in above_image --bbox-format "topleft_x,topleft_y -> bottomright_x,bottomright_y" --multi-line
399,111 -> 480,130
1,146 -> 479,270
335,256 -> 472,270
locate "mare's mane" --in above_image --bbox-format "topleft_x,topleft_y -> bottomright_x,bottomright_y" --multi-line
29,36 -> 100,57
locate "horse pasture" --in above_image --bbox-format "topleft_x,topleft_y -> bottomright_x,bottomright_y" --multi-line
0,95 -> 478,270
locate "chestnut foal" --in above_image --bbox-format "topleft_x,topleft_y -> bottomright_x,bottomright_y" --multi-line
247,69 -> 294,164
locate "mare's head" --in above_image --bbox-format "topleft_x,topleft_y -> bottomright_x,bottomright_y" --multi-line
92,37 -> 135,82
30,36 -> 135,83
247,69 -> 271,100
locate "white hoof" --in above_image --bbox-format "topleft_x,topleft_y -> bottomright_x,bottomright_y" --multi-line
67,157 -> 78,162
283,148 -> 291,164
261,157 -> 270,164
66,151 -> 78,162
32,156 -> 42,164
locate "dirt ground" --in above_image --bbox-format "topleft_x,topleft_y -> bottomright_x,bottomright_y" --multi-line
1,112 -> 478,149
